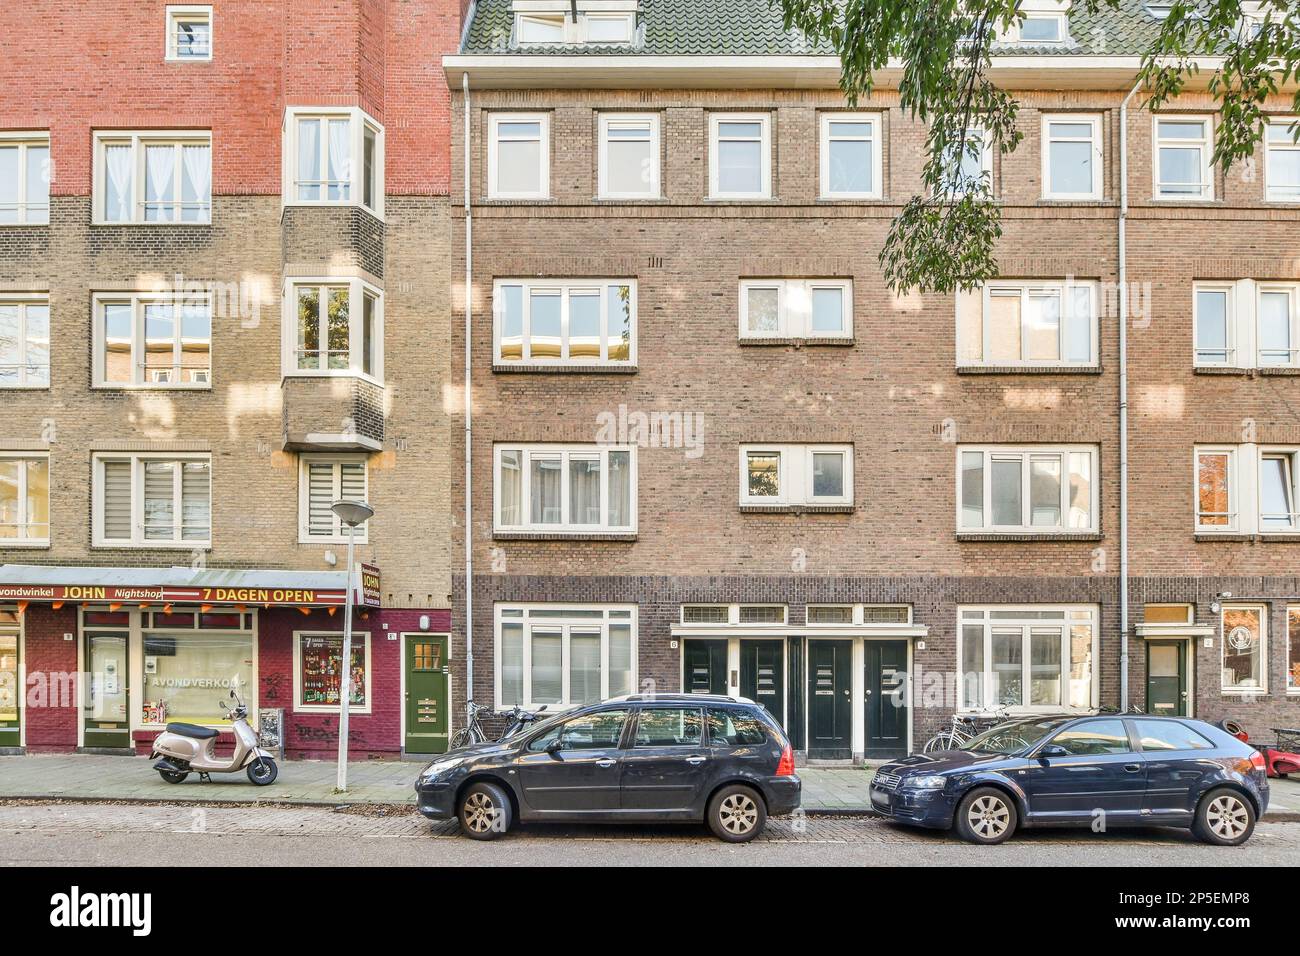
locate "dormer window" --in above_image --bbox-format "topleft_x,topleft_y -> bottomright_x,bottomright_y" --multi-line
1019,13 -> 1065,42
516,13 -> 565,44
513,4 -> 636,46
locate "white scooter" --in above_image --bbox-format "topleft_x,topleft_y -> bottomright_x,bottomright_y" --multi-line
150,689 -> 278,786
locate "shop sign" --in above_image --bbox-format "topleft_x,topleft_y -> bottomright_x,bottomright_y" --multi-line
0,584 -> 350,606
358,564 -> 382,608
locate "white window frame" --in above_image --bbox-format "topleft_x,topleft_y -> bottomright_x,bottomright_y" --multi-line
956,605 -> 1100,713
708,113 -> 772,200
1153,115 -> 1214,200
1004,9 -> 1069,44
582,11 -> 635,43
0,294 -> 50,388
1265,118 -> 1300,203
0,132 -> 50,225
738,278 -> 853,340
487,112 -> 550,200
1192,281 -> 1239,367
1256,282 -> 1300,368
292,631 -> 373,714
494,604 -> 638,711
165,5 -> 213,61
91,452 -> 212,549
738,444 -> 853,507
281,107 -> 384,216
92,291 -> 213,389
93,130 -> 212,225
281,277 -> 384,382
297,454 -> 369,544
1288,605 -> 1300,696
1220,604 -> 1268,695
956,279 -> 1098,367
1258,446 -> 1300,534
1041,114 -> 1103,200
0,452 -> 50,547
940,126 -> 993,196
956,444 -> 1099,534
1192,279 -> 1300,370
597,113 -> 660,199
1194,445 -> 1241,534
819,112 -> 883,200
493,279 -> 637,366
494,444 -> 638,534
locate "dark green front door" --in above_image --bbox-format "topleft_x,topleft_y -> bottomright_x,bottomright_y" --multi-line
865,641 -> 908,758
683,639 -> 727,695
0,631 -> 18,747
404,635 -> 449,754
84,631 -> 130,749
807,640 -> 851,759
1146,641 -> 1187,717
740,639 -> 785,728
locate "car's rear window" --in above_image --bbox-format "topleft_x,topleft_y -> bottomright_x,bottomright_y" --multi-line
1134,719 -> 1215,752
707,707 -> 766,746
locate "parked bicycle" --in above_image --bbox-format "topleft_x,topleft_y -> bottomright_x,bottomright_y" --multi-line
449,701 -> 549,750
922,706 -> 1024,754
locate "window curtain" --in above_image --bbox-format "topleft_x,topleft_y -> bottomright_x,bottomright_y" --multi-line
327,118 -> 350,200
104,144 -> 133,221
530,457 -> 562,524
181,145 -> 211,222
145,145 -> 176,222
296,118 -> 320,200
607,451 -> 631,527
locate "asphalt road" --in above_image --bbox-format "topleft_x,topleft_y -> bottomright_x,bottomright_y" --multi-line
2,801 -> 1298,866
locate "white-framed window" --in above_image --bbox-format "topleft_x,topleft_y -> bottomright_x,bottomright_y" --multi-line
1193,283 -> 1235,366
514,11 -> 636,45
1259,448 -> 1300,532
956,279 -> 1097,367
1195,446 -> 1238,533
584,12 -> 635,43
1194,443 -> 1300,536
598,113 -> 660,199
709,113 -> 771,200
0,133 -> 50,225
165,5 -> 212,61
93,131 -> 211,224
958,445 -> 1097,533
1221,604 -> 1267,694
1266,118 -> 1300,202
1193,280 -> 1300,369
488,113 -> 550,200
1003,6 -> 1069,44
92,452 -> 211,548
819,112 -> 883,199
298,455 -> 368,544
494,279 -> 635,366
516,12 -> 567,43
0,453 -> 50,546
1041,115 -> 1102,199
283,107 -> 383,214
282,278 -> 383,380
496,604 -> 637,710
1154,116 -> 1214,200
957,606 -> 1099,712
1287,606 -> 1299,695
92,292 -> 211,388
0,295 -> 50,388
739,444 -> 853,507
940,127 -> 993,195
293,631 -> 372,713
495,444 -> 636,534
1258,283 -> 1300,367
806,604 -> 912,626
739,279 -> 853,340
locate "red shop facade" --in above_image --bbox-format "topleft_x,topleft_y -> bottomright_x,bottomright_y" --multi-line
0,566 -> 452,759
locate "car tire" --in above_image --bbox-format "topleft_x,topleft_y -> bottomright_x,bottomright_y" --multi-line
706,784 -> 767,843
458,781 -> 512,840
954,786 -> 1018,845
1192,787 -> 1256,846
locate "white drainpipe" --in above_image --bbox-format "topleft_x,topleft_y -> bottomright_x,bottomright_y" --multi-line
1118,80 -> 1141,710
462,70 -> 474,719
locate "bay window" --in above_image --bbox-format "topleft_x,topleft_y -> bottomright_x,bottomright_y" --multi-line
1221,605 -> 1266,694
820,113 -> 882,199
958,606 -> 1097,711
598,114 -> 659,199
299,455 -> 368,543
0,453 -> 50,545
95,131 -> 211,224
93,292 -> 211,387
283,107 -> 383,214
93,453 -> 211,547
958,445 -> 1096,533
283,278 -> 382,379
488,113 -> 549,200
957,280 -> 1096,366
739,444 -> 853,507
1042,116 -> 1102,200
0,295 -> 50,387
1266,119 -> 1300,202
709,113 -> 771,199
495,444 -> 635,534
740,279 -> 853,340
1154,116 -> 1213,200
0,133 -> 50,224
494,279 -> 635,365
496,605 -> 636,710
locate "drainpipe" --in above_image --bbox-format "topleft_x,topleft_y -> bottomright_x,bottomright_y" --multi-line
1118,79 -> 1141,711
462,70 -> 474,722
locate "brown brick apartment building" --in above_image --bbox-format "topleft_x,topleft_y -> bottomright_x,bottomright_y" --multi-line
0,1 -> 463,758
446,0 -> 1300,759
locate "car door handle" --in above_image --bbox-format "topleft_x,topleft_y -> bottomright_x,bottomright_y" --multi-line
595,758 -> 618,769
1124,764 -> 1142,773
686,755 -> 707,765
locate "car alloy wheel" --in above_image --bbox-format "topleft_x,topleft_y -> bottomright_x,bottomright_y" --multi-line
1205,794 -> 1250,841
462,791 -> 499,834
718,792 -> 760,836
966,794 -> 1011,840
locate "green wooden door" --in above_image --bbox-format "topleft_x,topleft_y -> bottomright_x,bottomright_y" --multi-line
740,639 -> 785,729
865,641 -> 908,758
1146,641 -> 1187,717
683,640 -> 727,695
404,634 -> 449,754
84,631 -> 131,749
807,640 -> 851,759
0,631 -> 19,748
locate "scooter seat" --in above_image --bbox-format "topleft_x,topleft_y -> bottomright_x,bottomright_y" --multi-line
166,722 -> 221,740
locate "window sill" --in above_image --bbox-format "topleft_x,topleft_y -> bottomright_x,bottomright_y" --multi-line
299,537 -> 370,546
90,220 -> 213,228
293,706 -> 374,716
92,542 -> 212,551
492,363 -> 637,375
1193,366 -> 1252,376
281,371 -> 385,389
1193,532 -> 1253,542
1038,197 -> 1110,205
492,531 -> 637,542
0,541 -> 49,549
955,531 -> 1102,542
0,385 -> 51,391
0,222 -> 50,229
740,503 -> 855,514
1258,366 -> 1300,377
956,364 -> 1101,375
738,337 -> 854,348
1221,689 -> 1267,697
92,384 -> 213,392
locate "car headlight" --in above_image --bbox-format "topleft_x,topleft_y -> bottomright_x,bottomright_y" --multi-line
419,757 -> 465,782
902,774 -> 948,790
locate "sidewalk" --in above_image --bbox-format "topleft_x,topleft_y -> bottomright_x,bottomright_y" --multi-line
1,754 -> 1298,819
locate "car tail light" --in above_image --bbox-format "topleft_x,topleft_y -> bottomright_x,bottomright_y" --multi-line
775,744 -> 795,777
1250,750 -> 1266,772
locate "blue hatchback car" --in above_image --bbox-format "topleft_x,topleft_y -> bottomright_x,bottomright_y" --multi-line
870,714 -> 1269,845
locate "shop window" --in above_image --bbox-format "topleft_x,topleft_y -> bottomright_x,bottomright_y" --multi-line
496,604 -> 636,710
140,628 -> 253,726
1221,605 -> 1267,694
957,606 -> 1097,711
293,632 -> 371,713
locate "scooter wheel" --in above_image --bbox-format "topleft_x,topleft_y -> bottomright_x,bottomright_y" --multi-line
159,770 -> 189,784
247,757 -> 278,786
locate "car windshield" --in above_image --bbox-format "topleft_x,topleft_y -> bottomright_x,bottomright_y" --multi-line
960,717 -> 1072,755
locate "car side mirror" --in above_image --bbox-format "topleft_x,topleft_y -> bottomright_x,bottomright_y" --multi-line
545,737 -> 565,757
1037,744 -> 1068,759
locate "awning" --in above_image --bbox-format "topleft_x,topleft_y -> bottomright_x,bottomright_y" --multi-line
0,564 -> 381,608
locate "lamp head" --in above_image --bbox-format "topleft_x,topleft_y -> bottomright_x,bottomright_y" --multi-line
330,499 -> 375,527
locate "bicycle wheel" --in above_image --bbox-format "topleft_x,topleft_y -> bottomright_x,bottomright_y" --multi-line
923,732 -> 962,754
449,727 -> 473,750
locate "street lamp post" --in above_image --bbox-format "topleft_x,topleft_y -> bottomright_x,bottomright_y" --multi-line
330,498 -> 374,793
